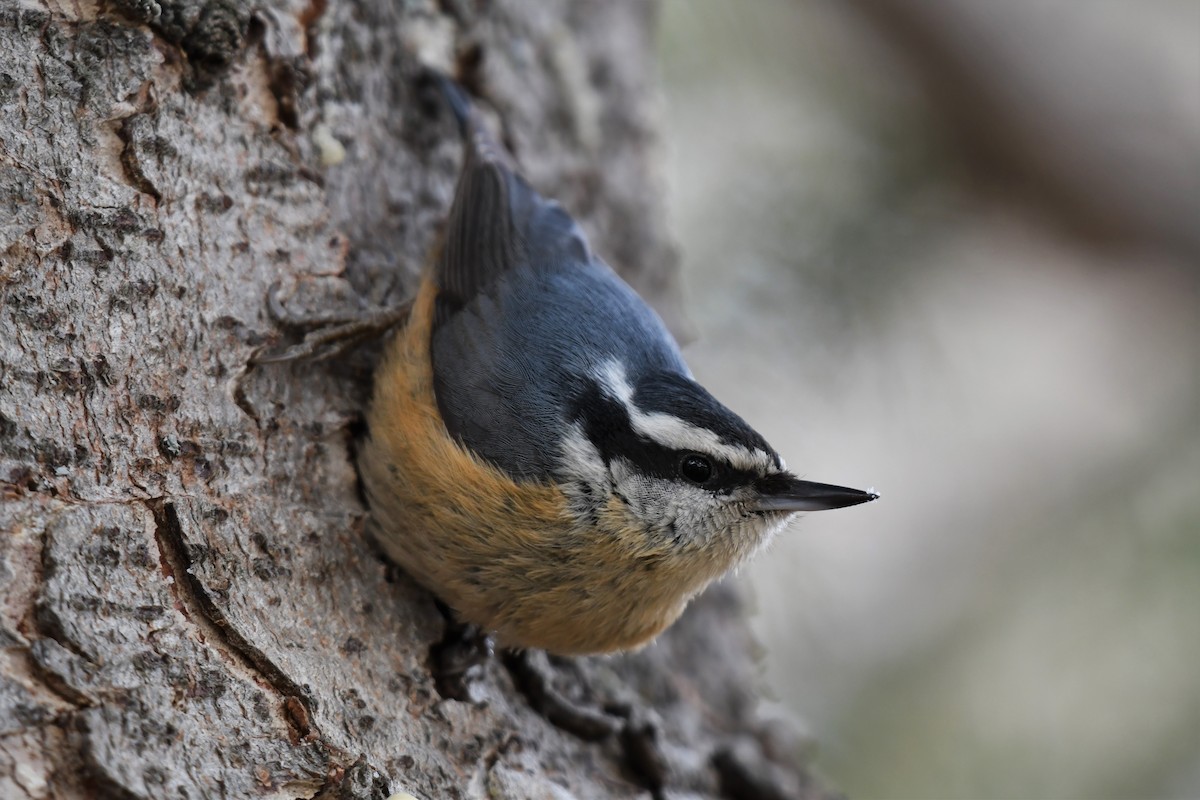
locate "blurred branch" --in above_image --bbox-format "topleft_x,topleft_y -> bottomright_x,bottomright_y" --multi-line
842,0 -> 1200,263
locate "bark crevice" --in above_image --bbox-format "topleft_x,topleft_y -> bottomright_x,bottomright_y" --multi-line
146,498 -> 316,742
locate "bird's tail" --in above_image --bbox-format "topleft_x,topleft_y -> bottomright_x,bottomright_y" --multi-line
423,71 -> 473,139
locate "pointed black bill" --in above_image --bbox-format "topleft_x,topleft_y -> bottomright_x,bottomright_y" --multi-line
751,474 -> 879,513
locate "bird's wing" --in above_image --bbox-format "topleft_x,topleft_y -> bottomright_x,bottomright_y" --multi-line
433,79 -> 590,325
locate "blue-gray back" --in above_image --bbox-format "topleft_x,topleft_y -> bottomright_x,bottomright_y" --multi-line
433,254 -> 687,480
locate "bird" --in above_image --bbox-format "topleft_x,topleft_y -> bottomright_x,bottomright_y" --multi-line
357,76 -> 877,656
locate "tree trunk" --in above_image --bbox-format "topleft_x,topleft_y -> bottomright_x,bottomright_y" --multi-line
0,2 -> 834,798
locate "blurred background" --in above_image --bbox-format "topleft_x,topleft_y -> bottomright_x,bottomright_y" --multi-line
655,1 -> 1200,797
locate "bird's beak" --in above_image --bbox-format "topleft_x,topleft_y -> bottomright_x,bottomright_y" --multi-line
750,474 -> 879,513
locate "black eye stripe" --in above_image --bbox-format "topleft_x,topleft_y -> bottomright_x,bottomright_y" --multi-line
568,383 -> 762,490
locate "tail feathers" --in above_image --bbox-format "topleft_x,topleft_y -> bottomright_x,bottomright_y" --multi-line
421,70 -> 513,173
426,71 -> 472,139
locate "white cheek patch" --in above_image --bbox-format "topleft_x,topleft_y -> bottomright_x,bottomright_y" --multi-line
594,361 -> 776,474
609,461 -> 786,559
610,457 -> 712,527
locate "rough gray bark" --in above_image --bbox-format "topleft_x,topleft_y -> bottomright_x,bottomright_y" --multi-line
0,2 -> 833,798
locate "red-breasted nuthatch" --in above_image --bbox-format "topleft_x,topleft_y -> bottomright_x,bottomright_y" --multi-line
358,77 -> 877,656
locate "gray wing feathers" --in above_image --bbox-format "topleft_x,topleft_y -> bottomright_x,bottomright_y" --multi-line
439,154 -> 519,308
435,90 -> 590,312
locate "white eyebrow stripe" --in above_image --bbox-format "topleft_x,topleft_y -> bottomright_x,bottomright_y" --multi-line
594,361 -> 775,474
630,410 -> 772,472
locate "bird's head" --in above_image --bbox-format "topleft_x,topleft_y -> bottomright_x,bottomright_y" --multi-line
556,361 -> 876,569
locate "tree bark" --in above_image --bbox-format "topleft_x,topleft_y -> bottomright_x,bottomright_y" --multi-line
0,2 -> 833,798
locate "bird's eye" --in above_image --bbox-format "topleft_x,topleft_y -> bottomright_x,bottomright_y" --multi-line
679,454 -> 713,484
